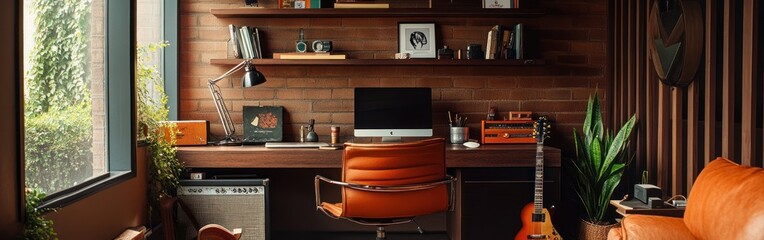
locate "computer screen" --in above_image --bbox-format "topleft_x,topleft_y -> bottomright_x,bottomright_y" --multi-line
354,87 -> 433,142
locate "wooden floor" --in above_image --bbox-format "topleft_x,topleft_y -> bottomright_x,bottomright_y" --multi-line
272,231 -> 450,240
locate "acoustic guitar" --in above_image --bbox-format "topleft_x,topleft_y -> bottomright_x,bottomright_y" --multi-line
515,117 -> 562,240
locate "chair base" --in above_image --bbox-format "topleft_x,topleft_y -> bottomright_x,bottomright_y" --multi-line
376,226 -> 385,240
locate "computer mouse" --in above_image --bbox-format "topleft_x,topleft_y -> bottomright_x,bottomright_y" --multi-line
463,141 -> 480,148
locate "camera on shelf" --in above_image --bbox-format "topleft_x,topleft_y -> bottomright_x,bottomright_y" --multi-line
311,40 -> 333,53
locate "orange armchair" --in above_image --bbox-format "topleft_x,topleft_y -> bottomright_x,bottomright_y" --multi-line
608,157 -> 764,240
314,138 -> 456,239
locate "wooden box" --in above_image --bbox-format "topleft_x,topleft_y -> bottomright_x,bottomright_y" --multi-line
160,120 -> 208,146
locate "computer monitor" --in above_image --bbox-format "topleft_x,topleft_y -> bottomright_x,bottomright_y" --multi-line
354,87 -> 433,142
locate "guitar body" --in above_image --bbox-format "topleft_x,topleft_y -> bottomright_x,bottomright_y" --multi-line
514,202 -> 562,240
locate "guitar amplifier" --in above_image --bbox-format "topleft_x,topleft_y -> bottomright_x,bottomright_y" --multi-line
481,120 -> 536,144
177,179 -> 269,240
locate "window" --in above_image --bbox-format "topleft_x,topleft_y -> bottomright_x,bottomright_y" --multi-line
22,0 -> 134,204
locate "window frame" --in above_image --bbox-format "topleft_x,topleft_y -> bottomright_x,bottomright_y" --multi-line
31,0 -> 137,209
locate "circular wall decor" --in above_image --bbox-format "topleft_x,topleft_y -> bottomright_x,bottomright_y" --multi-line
647,0 -> 703,87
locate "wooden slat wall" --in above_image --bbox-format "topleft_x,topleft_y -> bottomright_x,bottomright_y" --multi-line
610,0 -> 763,197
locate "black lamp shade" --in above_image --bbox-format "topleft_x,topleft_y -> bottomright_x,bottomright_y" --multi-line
242,62 -> 266,88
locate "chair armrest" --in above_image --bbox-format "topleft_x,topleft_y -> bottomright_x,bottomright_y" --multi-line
608,215 -> 696,240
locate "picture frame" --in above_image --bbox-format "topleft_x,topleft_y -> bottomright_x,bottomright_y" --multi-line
483,0 -> 516,8
242,106 -> 284,144
398,22 -> 436,59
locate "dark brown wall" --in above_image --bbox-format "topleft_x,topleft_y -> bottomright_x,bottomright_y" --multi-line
179,0 -> 609,154
0,1 -> 22,238
611,0 -> 763,197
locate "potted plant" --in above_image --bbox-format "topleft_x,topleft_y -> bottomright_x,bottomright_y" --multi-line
568,93 -> 636,240
136,42 -> 184,225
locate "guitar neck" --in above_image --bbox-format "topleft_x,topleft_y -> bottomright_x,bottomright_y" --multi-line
534,142 -> 544,215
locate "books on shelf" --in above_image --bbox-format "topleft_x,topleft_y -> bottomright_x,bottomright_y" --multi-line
334,2 -> 390,8
485,23 -> 524,60
273,52 -> 347,59
228,24 -> 263,60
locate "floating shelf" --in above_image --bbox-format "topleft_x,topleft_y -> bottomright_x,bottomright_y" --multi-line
210,58 -> 545,66
210,8 -> 545,18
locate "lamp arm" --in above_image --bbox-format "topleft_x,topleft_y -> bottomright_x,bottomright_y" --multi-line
208,80 -> 236,141
210,59 -> 250,84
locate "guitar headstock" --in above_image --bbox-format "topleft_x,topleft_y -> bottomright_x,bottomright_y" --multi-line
532,116 -> 551,143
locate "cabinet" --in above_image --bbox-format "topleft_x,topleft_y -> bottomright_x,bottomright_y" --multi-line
208,7 -> 546,67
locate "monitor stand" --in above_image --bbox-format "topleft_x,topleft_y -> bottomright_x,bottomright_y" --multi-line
381,136 -> 402,142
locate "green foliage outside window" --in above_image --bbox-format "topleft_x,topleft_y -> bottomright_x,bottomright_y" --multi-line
24,0 -> 94,195
26,0 -> 93,116
25,104 -> 94,194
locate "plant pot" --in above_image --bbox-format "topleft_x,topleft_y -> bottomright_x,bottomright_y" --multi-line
579,219 -> 619,240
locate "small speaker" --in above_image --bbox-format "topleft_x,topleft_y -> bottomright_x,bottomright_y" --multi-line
634,184 -> 662,203
177,179 -> 269,240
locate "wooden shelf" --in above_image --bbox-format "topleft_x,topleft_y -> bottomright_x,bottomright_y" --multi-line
211,8 -> 545,18
210,58 -> 545,66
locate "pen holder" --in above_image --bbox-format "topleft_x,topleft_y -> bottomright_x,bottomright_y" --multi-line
450,127 -> 469,144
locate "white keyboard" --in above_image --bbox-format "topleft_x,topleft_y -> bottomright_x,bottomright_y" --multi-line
264,142 -> 329,148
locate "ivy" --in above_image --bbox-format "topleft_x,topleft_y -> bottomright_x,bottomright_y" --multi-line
23,189 -> 58,240
26,0 -> 93,116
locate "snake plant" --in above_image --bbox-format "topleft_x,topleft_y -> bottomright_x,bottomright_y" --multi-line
568,93 -> 636,225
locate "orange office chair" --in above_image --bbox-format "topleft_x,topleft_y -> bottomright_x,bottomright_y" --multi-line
314,138 -> 456,240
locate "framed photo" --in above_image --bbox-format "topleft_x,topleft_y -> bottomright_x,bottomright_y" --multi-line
398,23 -> 436,59
483,0 -> 515,8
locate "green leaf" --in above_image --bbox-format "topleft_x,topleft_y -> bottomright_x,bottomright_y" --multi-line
600,115 -> 636,180
590,137 -> 602,179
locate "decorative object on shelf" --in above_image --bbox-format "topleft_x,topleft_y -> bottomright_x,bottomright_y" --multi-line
273,52 -> 346,59
567,93 -> 636,240
244,0 -> 260,7
466,44 -> 484,59
647,0 -> 702,87
279,0 -> 296,8
437,45 -> 454,60
305,119 -> 318,142
243,106 -> 284,144
207,59 -> 267,145
394,52 -> 410,59
311,40 -> 333,53
294,0 -> 307,8
483,0 -> 518,8
296,28 -> 308,53
398,22 -> 436,59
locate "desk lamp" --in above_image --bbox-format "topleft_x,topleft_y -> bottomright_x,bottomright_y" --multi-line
208,59 -> 266,145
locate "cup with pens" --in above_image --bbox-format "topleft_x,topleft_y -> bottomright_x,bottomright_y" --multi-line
448,111 -> 468,144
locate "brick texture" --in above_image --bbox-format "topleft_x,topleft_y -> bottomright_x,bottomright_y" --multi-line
179,0 -> 608,150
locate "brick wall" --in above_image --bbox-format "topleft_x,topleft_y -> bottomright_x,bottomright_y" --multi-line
179,0 -> 608,154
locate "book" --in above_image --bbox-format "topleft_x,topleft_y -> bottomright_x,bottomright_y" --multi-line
499,29 -> 511,59
493,25 -> 504,60
334,3 -> 390,8
514,23 -> 523,59
253,27 -> 263,59
239,27 -> 253,59
485,29 -> 493,59
273,52 -> 347,59
243,106 -> 284,144
485,25 -> 501,59
228,24 -> 241,58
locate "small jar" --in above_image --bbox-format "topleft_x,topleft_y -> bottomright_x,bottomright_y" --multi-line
330,126 -> 340,144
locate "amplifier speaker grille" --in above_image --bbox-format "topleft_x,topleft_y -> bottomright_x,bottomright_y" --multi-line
177,179 -> 268,240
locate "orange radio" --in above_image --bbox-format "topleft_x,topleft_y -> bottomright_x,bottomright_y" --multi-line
481,111 -> 535,144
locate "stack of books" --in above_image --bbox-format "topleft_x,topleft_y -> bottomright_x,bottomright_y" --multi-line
334,0 -> 389,9
228,24 -> 263,59
485,24 -> 524,60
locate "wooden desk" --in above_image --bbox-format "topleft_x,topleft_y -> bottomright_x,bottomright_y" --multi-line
177,144 -> 562,168
610,200 -> 685,218
176,144 -> 562,240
